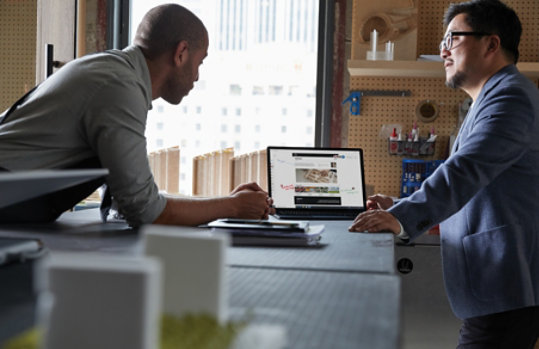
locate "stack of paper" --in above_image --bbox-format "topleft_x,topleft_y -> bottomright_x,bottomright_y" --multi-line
207,219 -> 323,247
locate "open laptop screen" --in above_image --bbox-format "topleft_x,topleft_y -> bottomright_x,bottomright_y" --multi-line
267,147 -> 366,217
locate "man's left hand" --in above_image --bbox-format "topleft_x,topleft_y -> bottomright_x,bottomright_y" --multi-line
348,209 -> 401,234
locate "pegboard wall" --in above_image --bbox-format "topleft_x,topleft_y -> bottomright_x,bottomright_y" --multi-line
0,0 -> 37,112
348,0 -> 539,197
347,77 -> 468,196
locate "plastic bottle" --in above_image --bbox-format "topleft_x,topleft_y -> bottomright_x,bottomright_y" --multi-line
397,132 -> 404,155
389,127 -> 398,154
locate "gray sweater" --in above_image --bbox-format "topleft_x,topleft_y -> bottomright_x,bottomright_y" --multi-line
0,46 -> 166,226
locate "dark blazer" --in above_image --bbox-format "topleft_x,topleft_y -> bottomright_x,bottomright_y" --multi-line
390,64 -> 539,319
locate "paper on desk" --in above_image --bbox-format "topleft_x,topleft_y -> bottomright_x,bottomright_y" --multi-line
210,225 -> 324,247
208,218 -> 309,232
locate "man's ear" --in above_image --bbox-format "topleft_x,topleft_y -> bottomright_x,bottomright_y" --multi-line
173,40 -> 189,67
486,35 -> 501,53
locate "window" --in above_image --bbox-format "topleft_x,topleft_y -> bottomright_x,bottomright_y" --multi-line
252,86 -> 264,95
230,84 -> 242,95
288,85 -> 299,96
130,0 -> 320,195
269,85 -> 283,96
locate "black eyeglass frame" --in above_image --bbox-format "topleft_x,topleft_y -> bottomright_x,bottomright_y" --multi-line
439,31 -> 491,51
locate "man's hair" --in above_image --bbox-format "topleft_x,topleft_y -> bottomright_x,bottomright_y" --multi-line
134,4 -> 207,60
444,0 -> 521,63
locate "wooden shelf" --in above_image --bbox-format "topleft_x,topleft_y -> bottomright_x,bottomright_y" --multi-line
348,60 -> 444,78
347,60 -> 539,79
516,62 -> 539,78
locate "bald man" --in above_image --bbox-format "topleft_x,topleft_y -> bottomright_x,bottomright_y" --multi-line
0,4 -> 273,226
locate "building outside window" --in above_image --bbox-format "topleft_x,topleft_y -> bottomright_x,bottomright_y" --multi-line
230,84 -> 242,95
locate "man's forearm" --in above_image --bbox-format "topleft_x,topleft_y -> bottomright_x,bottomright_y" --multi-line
153,196 -> 237,226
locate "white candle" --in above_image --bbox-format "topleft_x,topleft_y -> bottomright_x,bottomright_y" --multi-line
385,41 -> 394,60
371,29 -> 378,53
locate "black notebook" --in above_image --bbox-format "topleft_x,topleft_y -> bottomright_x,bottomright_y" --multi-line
207,218 -> 323,246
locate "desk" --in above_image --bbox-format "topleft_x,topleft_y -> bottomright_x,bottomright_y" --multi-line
229,268 -> 400,349
229,221 -> 394,274
0,209 -> 400,349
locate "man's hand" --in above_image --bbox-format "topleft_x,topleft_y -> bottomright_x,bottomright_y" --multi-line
348,209 -> 401,234
230,190 -> 271,219
230,182 -> 275,219
366,194 -> 394,210
230,182 -> 264,195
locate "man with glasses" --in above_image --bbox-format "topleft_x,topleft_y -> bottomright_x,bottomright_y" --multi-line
350,0 -> 539,347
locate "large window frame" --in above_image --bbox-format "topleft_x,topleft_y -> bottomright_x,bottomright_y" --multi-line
109,0 -> 334,148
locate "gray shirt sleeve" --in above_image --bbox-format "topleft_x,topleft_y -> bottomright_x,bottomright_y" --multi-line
82,78 -> 166,227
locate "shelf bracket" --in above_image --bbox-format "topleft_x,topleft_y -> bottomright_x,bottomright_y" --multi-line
342,90 -> 412,116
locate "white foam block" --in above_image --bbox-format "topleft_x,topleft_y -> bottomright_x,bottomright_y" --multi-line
141,225 -> 229,323
35,252 -> 162,349
232,324 -> 288,349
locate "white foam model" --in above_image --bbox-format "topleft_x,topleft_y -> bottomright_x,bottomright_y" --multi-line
141,225 -> 229,324
35,252 -> 162,349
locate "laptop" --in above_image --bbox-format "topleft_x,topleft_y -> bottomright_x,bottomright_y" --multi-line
267,146 -> 366,220
0,169 -> 109,210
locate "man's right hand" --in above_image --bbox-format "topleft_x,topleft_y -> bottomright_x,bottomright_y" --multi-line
366,194 -> 394,210
230,189 -> 273,219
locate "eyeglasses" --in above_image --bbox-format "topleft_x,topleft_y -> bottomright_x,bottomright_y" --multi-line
439,31 -> 491,51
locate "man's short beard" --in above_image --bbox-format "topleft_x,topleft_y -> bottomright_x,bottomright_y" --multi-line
446,70 -> 466,89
